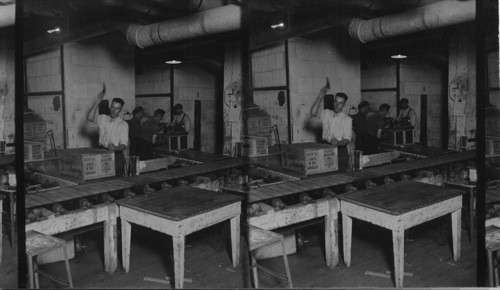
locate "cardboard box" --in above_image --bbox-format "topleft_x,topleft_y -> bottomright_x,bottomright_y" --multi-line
59,148 -> 115,180
24,141 -> 45,161
282,143 -> 338,175
381,129 -> 415,146
241,136 -> 269,157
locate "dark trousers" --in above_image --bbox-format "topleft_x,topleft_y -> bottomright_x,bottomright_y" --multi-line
320,139 -> 348,171
137,139 -> 155,160
364,135 -> 380,155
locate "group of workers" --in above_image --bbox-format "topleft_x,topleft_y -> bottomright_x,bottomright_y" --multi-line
86,84 -> 191,176
310,86 -> 417,170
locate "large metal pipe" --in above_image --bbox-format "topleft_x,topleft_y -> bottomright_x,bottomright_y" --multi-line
124,4 -> 241,48
0,4 -> 15,28
344,0 -> 475,43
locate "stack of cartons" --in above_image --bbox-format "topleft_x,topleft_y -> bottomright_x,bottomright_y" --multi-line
58,148 -> 115,180
241,108 -> 271,157
24,111 -> 47,161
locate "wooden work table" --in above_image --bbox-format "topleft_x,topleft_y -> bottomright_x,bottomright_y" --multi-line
338,181 -> 464,288
117,186 -> 244,289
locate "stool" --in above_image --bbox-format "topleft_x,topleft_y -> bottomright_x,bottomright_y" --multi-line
26,231 -> 73,289
248,225 -> 293,288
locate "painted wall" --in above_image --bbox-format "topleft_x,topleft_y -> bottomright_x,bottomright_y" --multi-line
400,60 -> 444,147
287,29 -> 361,143
448,25 -> 476,150
361,59 -> 398,117
63,32 -> 135,148
173,63 -> 217,152
223,42 -> 243,156
488,51 -> 499,108
0,33 -> 15,154
136,65 -> 171,120
26,48 -> 65,149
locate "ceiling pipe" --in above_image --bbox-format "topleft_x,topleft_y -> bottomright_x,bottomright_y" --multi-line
124,4 -> 241,48
0,4 -> 15,28
343,0 -> 475,43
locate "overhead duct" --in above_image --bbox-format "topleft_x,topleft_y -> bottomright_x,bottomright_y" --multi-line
0,4 -> 15,28
124,4 -> 241,48
344,0 -> 475,43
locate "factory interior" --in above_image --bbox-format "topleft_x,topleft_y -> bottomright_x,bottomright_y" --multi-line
0,0 -> 498,288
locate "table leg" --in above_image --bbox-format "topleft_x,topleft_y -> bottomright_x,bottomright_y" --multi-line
104,213 -> 118,273
27,255 -> 34,289
342,214 -> 352,267
469,188 -> 475,247
392,229 -> 405,288
173,235 -> 185,289
10,192 -> 15,250
325,198 -> 339,268
121,220 -> 132,273
230,215 -> 240,268
488,250 -> 494,287
451,209 -> 462,261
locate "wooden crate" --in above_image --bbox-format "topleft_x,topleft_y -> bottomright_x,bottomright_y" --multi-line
24,141 -> 45,161
381,129 -> 415,146
164,133 -> 189,151
24,112 -> 47,140
361,151 -> 400,168
241,136 -> 268,157
281,142 -> 338,175
58,148 -> 115,180
243,109 -> 271,135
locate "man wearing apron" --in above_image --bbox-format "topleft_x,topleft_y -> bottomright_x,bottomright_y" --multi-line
310,87 -> 352,171
169,103 -> 191,133
87,83 -> 129,177
395,98 -> 417,129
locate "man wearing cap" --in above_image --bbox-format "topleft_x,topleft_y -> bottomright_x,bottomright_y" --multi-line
310,86 -> 352,171
168,103 -> 191,133
87,83 -> 129,176
395,98 -> 417,129
352,101 -> 370,153
127,106 -> 144,157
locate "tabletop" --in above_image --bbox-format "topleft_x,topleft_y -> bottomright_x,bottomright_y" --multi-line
117,185 -> 244,221
338,181 -> 464,215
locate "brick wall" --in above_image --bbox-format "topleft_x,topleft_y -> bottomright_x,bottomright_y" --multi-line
63,32 -> 135,148
288,29 -> 361,143
173,63 -> 216,152
448,25 -> 476,150
223,42 -> 243,156
0,34 -> 14,154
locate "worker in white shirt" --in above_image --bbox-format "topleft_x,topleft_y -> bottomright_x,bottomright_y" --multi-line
87,83 -> 129,176
310,87 -> 352,171
395,98 -> 417,128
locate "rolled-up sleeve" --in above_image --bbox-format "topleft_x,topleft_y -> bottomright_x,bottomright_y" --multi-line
119,122 -> 129,148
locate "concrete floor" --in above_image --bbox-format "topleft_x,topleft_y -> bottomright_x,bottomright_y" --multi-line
33,216 -> 477,289
0,228 -> 18,289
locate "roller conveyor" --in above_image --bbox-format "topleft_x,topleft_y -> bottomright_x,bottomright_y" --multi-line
26,157 -> 249,208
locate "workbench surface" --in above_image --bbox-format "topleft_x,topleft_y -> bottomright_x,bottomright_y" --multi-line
381,144 -> 455,157
338,181 -> 464,215
153,148 -> 231,163
117,185 -> 244,221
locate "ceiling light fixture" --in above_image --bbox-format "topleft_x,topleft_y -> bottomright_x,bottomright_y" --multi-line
271,22 -> 285,29
165,60 -> 182,65
391,54 -> 407,59
47,27 -> 61,34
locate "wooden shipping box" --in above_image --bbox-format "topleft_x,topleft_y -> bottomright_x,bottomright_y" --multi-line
58,148 -> 115,180
381,128 -> 415,146
24,112 -> 47,140
282,142 -> 338,175
241,136 -> 269,157
243,109 -> 271,135
24,141 -> 45,161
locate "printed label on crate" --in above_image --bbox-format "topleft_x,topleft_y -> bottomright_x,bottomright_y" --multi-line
283,147 -> 306,173
24,123 -> 34,138
35,122 -> 46,138
324,148 -> 336,167
101,154 -> 114,174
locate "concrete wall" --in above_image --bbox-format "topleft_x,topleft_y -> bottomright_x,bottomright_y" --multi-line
173,63 -> 217,152
26,48 -> 65,149
136,65 -> 171,120
0,33 -> 15,154
448,25 -> 476,150
288,29 -> 361,143
361,59 -> 398,117
63,33 -> 135,148
223,42 -> 243,156
400,60 -> 444,147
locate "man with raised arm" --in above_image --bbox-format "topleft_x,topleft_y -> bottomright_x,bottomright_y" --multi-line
87,83 -> 129,176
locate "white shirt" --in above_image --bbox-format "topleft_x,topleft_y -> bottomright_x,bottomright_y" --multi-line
320,109 -> 352,142
172,113 -> 191,132
97,114 -> 129,148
